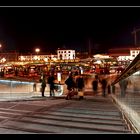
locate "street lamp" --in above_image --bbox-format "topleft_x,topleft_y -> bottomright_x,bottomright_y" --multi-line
35,48 -> 40,60
35,48 -> 40,55
132,28 -> 140,46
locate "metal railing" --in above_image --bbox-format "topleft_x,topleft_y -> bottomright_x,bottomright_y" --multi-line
110,52 -> 140,133
0,79 -> 65,101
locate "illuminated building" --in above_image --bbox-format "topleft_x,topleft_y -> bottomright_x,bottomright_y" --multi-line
57,49 -> 75,60
108,47 -> 140,62
18,54 -> 57,62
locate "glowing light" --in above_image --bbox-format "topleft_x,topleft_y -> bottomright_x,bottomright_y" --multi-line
44,58 -> 48,62
35,48 -> 40,54
34,56 -> 38,60
0,58 -> 6,63
57,72 -> 61,82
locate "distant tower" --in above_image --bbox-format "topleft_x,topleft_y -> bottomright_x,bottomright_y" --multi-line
88,39 -> 91,58
132,27 -> 140,46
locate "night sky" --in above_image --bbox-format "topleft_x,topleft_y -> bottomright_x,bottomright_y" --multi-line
0,7 -> 140,54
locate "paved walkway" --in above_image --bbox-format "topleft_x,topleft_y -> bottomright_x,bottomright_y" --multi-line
0,86 -> 140,133
0,95 -> 131,134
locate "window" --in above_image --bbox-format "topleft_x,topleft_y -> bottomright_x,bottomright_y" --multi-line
132,55 -> 135,57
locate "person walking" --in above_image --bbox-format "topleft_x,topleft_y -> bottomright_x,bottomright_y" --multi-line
47,72 -> 55,97
100,78 -> 107,97
76,74 -> 85,100
107,84 -> 111,94
111,85 -> 116,94
33,82 -> 37,92
92,75 -> 98,96
119,79 -> 128,97
41,78 -> 46,97
65,73 -> 75,100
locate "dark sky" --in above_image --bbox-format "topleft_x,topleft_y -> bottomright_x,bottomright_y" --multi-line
0,7 -> 140,54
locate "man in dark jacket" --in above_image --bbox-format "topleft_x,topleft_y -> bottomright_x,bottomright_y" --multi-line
76,75 -> 85,100
47,73 -> 55,97
65,74 -> 75,100
92,75 -> 99,95
41,78 -> 46,97
100,78 -> 107,97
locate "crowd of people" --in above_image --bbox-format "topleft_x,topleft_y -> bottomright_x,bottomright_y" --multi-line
65,73 -> 85,100
40,72 -> 56,97
38,71 -> 129,99
64,72 -> 116,100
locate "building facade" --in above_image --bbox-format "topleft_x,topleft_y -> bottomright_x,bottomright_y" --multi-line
57,49 -> 75,60
108,47 -> 140,62
18,54 -> 57,62
0,52 -> 19,63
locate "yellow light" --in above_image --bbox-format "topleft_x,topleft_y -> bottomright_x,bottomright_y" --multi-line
57,72 -> 61,82
35,48 -> 40,53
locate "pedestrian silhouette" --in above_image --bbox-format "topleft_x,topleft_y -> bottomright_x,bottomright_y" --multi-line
65,73 -> 75,100
119,79 -> 128,97
100,78 -> 107,97
112,85 -> 116,94
47,72 -> 55,97
76,74 -> 85,100
41,78 -> 46,97
92,75 -> 99,95
107,84 -> 111,94
33,82 -> 37,92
